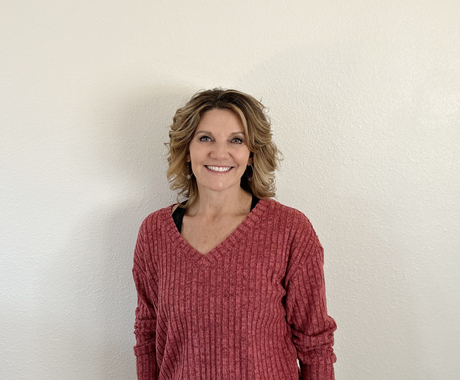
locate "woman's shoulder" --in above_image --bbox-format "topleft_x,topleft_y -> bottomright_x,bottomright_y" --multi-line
138,203 -> 176,232
261,198 -> 314,228
259,199 -> 322,265
265,199 -> 323,261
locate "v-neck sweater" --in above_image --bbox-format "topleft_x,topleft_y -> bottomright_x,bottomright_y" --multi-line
133,198 -> 337,380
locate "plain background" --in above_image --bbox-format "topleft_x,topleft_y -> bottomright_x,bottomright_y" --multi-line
1,1 -> 459,379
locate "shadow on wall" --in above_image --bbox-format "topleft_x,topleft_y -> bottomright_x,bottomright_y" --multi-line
35,84 -> 194,379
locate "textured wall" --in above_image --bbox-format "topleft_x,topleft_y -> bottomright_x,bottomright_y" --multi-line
1,1 -> 459,379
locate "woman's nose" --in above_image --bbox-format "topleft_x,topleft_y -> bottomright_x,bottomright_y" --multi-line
210,141 -> 229,159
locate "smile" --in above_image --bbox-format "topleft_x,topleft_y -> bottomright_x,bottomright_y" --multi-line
205,165 -> 233,172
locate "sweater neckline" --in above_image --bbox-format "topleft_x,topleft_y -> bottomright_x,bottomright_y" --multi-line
163,198 -> 271,267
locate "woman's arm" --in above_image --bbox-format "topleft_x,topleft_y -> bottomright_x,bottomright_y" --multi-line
284,217 -> 337,380
133,221 -> 158,380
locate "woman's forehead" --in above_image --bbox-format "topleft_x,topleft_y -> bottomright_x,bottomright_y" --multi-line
196,108 -> 245,133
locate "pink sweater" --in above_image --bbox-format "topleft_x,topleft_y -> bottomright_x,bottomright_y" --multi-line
133,198 -> 337,380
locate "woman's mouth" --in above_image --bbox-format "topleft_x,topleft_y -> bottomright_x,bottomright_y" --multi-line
205,165 -> 232,172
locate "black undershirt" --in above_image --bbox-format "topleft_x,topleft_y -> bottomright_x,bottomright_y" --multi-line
172,195 -> 260,233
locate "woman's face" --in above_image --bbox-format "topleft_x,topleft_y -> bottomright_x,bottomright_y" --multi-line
188,108 -> 252,196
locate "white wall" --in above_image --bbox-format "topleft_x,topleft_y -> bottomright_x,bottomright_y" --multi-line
1,1 -> 459,379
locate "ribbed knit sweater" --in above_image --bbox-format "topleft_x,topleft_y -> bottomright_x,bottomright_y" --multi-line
133,198 -> 337,380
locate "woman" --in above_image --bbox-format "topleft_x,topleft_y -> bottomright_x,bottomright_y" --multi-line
133,89 -> 337,380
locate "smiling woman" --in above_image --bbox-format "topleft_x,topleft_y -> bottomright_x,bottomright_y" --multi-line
188,109 -> 252,195
132,88 -> 337,380
166,89 -> 279,209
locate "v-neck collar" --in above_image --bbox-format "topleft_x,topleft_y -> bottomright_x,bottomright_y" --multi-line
163,198 -> 270,267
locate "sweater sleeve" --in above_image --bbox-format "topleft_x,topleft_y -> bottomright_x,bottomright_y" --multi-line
133,220 -> 158,380
284,218 -> 337,380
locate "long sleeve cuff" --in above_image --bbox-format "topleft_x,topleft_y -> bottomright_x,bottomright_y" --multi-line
136,351 -> 158,380
301,362 -> 335,380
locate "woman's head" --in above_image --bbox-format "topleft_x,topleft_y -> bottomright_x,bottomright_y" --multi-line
166,88 -> 280,207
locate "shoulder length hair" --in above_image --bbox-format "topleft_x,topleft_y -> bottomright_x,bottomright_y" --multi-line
166,88 -> 281,208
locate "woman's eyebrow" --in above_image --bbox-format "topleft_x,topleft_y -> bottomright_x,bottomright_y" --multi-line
195,131 -> 244,135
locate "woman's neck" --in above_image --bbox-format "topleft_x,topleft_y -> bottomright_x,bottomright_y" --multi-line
187,187 -> 252,219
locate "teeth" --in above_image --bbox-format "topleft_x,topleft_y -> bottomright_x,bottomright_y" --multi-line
206,166 -> 232,172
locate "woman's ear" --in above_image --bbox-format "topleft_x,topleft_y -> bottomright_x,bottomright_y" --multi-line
247,151 -> 254,166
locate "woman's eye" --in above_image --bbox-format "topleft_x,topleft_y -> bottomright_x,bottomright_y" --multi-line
199,136 -> 211,142
231,137 -> 244,144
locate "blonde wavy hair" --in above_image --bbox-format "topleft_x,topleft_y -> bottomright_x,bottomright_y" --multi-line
166,88 -> 281,208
